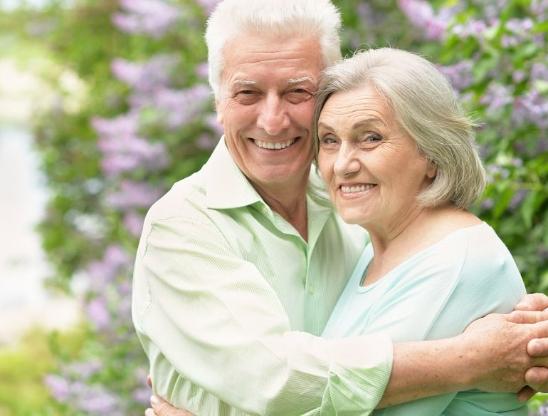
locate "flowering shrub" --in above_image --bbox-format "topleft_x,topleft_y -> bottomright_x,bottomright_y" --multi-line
6,0 -> 546,413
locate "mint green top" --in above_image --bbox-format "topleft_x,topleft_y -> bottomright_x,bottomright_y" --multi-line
132,138 -> 393,415
323,222 -> 527,415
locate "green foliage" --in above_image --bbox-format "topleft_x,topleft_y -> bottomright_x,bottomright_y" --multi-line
0,327 -> 85,415
436,0 -> 547,292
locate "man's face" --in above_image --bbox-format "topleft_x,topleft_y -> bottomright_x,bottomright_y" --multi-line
216,32 -> 324,191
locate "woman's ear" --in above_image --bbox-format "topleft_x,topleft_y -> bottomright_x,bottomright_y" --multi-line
426,160 -> 437,179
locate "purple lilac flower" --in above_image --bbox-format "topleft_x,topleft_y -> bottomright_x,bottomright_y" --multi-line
486,164 -> 510,182
196,0 -> 221,15
481,198 -> 494,210
86,297 -> 111,330
531,63 -> 548,82
531,0 -> 548,18
483,0 -> 508,21
501,35 -> 520,48
509,189 -> 528,210
513,90 -> 548,129
439,61 -> 474,91
153,85 -> 212,129
506,18 -> 534,35
111,55 -> 179,92
93,114 -> 169,176
512,70 -> 526,83
451,19 -> 489,39
63,360 -> 102,380
106,180 -> 163,210
537,139 -> 548,153
537,402 -> 548,416
133,386 -> 150,405
357,2 -> 375,26
75,385 -> 122,414
123,211 -> 145,237
398,0 -> 449,40
44,374 -> 71,402
480,83 -> 513,115
92,113 -> 138,140
87,245 -> 130,292
112,0 -> 182,38
100,136 -> 169,176
195,62 -> 209,79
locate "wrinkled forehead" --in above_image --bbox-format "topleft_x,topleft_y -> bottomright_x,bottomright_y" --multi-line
219,31 -> 325,84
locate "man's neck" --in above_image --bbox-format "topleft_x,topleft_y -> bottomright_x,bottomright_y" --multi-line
253,180 -> 309,241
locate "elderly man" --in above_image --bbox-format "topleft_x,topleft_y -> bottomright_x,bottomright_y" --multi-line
132,0 -> 548,414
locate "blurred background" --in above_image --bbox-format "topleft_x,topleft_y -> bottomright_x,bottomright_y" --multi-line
0,0 -> 546,414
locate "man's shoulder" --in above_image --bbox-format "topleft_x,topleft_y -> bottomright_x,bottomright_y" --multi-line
146,170 -> 208,224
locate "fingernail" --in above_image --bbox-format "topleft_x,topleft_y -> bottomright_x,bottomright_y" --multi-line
151,395 -> 160,406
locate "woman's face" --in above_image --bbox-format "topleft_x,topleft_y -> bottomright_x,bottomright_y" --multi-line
317,84 -> 436,233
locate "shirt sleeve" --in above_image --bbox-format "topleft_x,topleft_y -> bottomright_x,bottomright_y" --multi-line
132,215 -> 392,415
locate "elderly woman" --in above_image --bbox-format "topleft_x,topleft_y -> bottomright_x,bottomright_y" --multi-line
315,48 -> 527,414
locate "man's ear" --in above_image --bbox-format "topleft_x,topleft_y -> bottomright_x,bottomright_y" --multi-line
215,97 -> 224,125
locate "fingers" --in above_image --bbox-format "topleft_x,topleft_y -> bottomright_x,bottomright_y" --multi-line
528,338 -> 548,357
507,310 -> 548,324
525,367 -> 548,392
515,293 -> 548,311
516,386 -> 535,402
145,408 -> 157,416
151,395 -> 194,416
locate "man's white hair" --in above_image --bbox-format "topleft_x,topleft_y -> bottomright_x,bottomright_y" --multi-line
205,0 -> 342,98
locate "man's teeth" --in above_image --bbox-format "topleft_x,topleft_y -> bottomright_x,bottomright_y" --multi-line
254,139 -> 296,150
341,184 -> 376,193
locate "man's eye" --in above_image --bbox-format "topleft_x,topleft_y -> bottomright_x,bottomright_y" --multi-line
234,90 -> 260,104
286,89 -> 313,104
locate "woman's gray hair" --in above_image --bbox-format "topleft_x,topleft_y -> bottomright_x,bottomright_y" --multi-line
313,47 -> 486,209
205,0 -> 342,98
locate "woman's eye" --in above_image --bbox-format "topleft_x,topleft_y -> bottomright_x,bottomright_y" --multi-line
359,132 -> 383,147
319,135 -> 339,148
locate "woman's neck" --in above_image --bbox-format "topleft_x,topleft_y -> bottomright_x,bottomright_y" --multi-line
364,205 -> 478,286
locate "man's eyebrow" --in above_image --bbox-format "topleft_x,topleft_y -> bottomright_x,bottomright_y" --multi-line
287,76 -> 315,85
231,79 -> 257,87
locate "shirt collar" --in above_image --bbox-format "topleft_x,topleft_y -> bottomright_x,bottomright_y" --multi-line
204,136 -> 264,209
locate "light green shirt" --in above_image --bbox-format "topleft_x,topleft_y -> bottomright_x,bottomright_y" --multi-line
323,223 -> 526,415
132,138 -> 393,415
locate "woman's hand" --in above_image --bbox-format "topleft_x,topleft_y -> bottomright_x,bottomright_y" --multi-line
145,396 -> 194,416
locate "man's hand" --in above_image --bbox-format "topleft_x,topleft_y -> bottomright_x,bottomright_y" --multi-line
461,310 -> 548,394
514,293 -> 548,312
145,396 -> 194,416
509,293 -> 548,398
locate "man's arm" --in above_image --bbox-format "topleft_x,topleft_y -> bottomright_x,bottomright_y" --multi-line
148,295 -> 548,416
380,310 -> 548,407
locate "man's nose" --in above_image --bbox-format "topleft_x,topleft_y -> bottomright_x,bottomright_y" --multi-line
333,143 -> 360,177
256,94 -> 290,136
